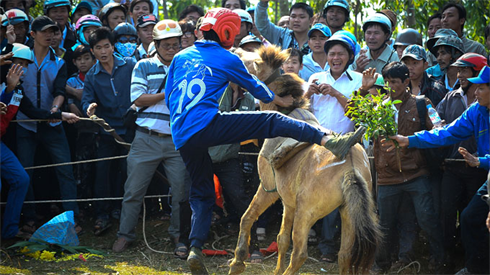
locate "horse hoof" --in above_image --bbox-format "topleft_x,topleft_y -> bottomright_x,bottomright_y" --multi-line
229,260 -> 246,275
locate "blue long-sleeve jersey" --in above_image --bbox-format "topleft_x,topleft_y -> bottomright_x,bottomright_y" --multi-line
165,41 -> 275,149
408,103 -> 489,170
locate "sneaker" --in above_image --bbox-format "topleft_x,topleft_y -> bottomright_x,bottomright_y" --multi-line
112,237 -> 131,253
324,126 -> 366,160
187,247 -> 209,275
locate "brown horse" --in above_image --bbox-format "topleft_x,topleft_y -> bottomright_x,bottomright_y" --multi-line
228,46 -> 381,275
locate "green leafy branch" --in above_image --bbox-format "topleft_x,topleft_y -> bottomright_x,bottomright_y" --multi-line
346,88 -> 403,171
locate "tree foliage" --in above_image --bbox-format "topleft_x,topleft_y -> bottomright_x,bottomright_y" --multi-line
29,0 -> 488,47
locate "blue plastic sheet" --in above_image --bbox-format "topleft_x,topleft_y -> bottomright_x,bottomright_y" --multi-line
30,211 -> 79,246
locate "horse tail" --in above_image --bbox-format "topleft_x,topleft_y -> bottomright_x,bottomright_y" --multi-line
338,170 -> 381,274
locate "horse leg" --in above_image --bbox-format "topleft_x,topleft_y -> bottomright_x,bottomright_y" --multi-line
282,207 -> 313,275
229,185 -> 279,275
274,204 -> 295,275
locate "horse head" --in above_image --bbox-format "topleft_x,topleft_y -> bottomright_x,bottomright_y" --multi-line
235,46 -> 308,114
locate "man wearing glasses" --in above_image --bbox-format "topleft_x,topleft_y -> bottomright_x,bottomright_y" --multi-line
112,20 -> 191,256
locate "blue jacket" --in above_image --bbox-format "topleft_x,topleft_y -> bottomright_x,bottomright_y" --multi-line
409,103 -> 490,170
82,54 -> 136,135
165,41 -> 275,149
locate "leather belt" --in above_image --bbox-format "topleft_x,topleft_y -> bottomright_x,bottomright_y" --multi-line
136,126 -> 170,137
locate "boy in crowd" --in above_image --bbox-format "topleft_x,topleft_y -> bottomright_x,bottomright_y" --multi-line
282,48 -> 303,74
322,0 -> 350,34
386,65 -> 490,275
113,20 -> 190,257
66,45 -> 98,207
353,13 -> 398,73
355,62 -> 444,272
165,8 -> 365,274
256,0 -> 314,54
299,23 -> 330,82
305,32 -> 362,264
401,45 -> 447,106
135,14 -> 157,60
82,27 -> 137,235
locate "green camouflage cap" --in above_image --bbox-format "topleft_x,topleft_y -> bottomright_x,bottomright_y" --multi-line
429,35 -> 465,57
426,28 -> 458,52
401,44 -> 427,61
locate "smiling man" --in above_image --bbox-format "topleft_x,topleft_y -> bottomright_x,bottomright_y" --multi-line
440,3 -> 486,57
322,0 -> 350,34
304,31 -> 363,264
256,0 -> 314,54
353,13 -> 399,73
82,27 -> 137,236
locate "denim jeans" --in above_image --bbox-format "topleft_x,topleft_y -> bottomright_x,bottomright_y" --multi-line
460,181 -> 489,274
376,176 -> 444,270
94,134 -> 130,220
179,111 -> 324,249
0,142 -> 30,239
318,208 -> 341,255
16,124 -> 79,221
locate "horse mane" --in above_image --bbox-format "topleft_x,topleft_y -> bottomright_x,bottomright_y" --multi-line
272,73 -> 309,113
256,45 -> 289,72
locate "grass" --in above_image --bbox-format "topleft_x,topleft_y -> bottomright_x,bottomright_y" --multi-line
0,207 -> 461,274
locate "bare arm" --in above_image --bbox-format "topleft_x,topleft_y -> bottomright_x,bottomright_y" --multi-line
133,93 -> 166,107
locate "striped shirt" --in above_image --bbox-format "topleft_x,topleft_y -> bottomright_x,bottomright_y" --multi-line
131,56 -> 171,135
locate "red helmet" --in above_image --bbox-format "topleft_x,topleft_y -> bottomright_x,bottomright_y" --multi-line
451,53 -> 488,72
200,8 -> 240,49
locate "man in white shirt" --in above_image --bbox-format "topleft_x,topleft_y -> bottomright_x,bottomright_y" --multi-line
304,31 -> 362,263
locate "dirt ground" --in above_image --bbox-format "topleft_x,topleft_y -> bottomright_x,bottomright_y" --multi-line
0,205 -> 459,275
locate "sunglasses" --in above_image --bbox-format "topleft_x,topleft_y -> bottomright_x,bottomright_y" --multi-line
118,36 -> 138,43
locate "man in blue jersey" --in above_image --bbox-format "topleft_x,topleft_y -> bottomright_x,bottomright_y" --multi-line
165,8 -> 365,275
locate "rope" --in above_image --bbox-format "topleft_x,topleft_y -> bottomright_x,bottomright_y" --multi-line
10,117 -> 105,123
141,199 -> 174,255
0,194 -> 170,205
23,155 -> 128,170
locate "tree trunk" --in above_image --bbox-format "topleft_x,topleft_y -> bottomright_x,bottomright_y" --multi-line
406,0 -> 415,27
279,0 -> 289,18
162,0 -> 169,19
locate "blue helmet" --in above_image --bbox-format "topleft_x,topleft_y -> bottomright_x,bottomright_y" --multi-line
335,30 -> 360,56
324,32 -> 357,65
43,0 -> 71,15
323,0 -> 350,19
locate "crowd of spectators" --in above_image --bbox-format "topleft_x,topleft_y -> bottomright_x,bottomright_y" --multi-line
0,0 -> 489,274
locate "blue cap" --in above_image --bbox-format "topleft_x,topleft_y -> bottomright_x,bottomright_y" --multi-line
308,23 -> 331,38
246,6 -> 255,13
468,66 -> 490,84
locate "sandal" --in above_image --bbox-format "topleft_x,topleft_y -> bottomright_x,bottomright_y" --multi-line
21,221 -> 36,234
94,219 -> 112,236
320,253 -> 337,263
249,250 -> 264,264
308,229 -> 318,244
174,243 -> 189,259
256,227 -> 266,241
15,230 -> 32,240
